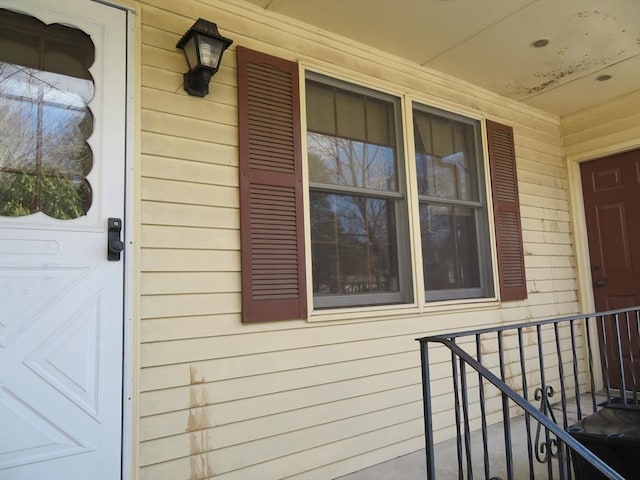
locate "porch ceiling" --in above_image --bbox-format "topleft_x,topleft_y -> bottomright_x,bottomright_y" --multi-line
243,0 -> 640,117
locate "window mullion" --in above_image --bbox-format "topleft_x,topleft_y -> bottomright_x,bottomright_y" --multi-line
309,182 -> 404,199
418,196 -> 482,208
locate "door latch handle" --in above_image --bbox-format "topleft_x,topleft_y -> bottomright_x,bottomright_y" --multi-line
108,218 -> 124,261
594,279 -> 606,288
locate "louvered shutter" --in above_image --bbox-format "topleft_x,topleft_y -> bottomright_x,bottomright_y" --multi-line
237,46 -> 307,323
486,120 -> 527,301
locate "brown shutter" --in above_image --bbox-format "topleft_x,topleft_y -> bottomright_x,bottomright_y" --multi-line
486,120 -> 527,301
237,46 -> 307,323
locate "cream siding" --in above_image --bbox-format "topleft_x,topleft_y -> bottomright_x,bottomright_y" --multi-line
136,0 -> 581,478
562,89 -> 640,161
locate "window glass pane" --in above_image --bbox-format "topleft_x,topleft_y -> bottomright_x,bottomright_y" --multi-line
431,116 -> 453,158
40,175 -> 91,220
0,29 -> 39,68
455,207 -> 481,289
311,192 -> 399,296
42,105 -> 93,177
306,82 -> 335,134
44,36 -> 93,80
414,109 -> 479,201
0,9 -> 93,80
421,204 -> 481,291
413,114 -> 432,154
0,94 -> 38,173
0,9 -> 94,220
453,122 -> 479,201
366,98 -> 394,146
0,172 -> 36,216
306,74 -> 411,308
308,132 -> 397,191
335,90 -> 365,141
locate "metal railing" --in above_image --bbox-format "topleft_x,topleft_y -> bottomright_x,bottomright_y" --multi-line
417,307 -> 640,480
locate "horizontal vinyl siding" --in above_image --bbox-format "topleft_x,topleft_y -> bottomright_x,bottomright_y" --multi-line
137,1 -> 579,479
503,124 -> 576,322
562,89 -> 640,159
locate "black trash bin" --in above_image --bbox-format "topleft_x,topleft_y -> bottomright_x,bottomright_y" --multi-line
568,406 -> 640,479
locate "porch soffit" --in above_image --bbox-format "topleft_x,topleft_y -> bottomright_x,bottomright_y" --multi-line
243,0 -> 640,117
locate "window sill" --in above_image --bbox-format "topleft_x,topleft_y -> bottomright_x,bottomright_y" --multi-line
307,296 -> 500,323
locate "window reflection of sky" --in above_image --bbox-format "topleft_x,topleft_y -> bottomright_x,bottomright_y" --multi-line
1,63 -> 93,106
42,105 -> 92,177
0,63 -> 93,174
0,62 -> 94,218
416,151 -> 472,201
414,110 -> 479,202
308,132 -> 397,191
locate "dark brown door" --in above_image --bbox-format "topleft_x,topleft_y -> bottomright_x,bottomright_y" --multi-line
581,149 -> 640,390
582,149 -> 640,310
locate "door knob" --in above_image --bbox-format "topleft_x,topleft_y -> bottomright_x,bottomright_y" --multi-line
594,279 -> 606,288
110,239 -> 124,253
107,218 -> 124,261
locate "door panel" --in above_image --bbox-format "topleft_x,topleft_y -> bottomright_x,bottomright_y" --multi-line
0,1 -> 126,479
582,149 -> 640,310
581,149 -> 640,390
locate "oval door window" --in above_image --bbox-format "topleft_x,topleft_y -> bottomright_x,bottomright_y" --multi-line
0,8 -> 94,219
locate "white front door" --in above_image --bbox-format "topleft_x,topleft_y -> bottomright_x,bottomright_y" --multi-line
0,1 -> 127,479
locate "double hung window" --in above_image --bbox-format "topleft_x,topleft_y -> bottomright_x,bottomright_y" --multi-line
306,75 -> 412,308
413,104 -> 493,301
305,74 -> 493,309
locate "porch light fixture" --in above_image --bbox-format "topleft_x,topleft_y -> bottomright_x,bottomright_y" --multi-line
176,18 -> 233,97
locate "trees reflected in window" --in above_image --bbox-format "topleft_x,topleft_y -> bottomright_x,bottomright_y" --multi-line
0,9 -> 94,219
420,204 -> 480,291
308,133 -> 396,191
311,192 -> 398,296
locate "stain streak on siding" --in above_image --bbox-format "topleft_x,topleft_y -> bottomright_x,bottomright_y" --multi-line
188,366 -> 213,480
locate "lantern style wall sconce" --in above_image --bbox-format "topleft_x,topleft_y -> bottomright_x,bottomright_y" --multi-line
176,19 -> 233,97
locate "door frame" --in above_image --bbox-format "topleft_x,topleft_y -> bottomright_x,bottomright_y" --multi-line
567,137 -> 640,390
68,1 -> 138,478
116,2 -> 137,479
87,0 -> 138,478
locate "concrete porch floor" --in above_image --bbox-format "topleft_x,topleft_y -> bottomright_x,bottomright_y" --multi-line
335,394 -> 605,480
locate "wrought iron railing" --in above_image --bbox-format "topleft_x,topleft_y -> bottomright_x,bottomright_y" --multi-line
417,307 -> 640,480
